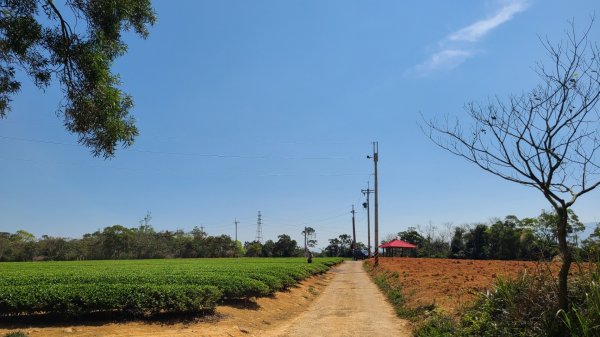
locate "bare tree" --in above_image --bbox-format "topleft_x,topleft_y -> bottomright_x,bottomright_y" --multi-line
424,20 -> 600,313
381,233 -> 398,244
441,222 -> 454,244
301,226 -> 317,250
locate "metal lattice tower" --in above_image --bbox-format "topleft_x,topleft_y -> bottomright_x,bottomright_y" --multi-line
255,211 -> 263,243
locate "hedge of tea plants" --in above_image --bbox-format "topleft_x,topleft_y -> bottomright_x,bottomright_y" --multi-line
0,257 -> 342,316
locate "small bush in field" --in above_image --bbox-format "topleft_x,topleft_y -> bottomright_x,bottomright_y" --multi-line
4,332 -> 28,337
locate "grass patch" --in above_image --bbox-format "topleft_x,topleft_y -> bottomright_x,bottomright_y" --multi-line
414,314 -> 457,337
364,262 -> 422,319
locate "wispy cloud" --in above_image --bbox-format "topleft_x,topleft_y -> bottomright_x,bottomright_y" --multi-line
415,49 -> 475,73
412,0 -> 530,75
449,0 -> 530,42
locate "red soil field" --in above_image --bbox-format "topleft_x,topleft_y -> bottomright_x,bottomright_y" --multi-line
371,257 -> 552,314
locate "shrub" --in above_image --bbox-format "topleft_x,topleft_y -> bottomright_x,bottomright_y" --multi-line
415,262 -> 600,337
459,273 -> 559,337
4,332 -> 28,337
558,262 -> 600,337
414,314 -> 457,337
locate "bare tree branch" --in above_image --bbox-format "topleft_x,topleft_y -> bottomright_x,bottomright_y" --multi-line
421,19 -> 600,313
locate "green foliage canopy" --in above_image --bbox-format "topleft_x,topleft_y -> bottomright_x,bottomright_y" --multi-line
0,0 -> 156,157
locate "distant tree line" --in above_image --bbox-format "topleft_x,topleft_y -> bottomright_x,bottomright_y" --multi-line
385,210 -> 600,261
0,222 -> 307,262
4,209 -> 599,262
0,225 -> 240,262
243,235 -> 304,258
321,234 -> 366,258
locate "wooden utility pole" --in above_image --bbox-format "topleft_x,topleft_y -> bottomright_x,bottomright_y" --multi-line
234,218 -> 239,242
362,182 -> 373,257
368,142 -> 379,266
351,205 -> 356,251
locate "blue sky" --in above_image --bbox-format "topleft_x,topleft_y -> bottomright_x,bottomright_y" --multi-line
1,0 -> 599,248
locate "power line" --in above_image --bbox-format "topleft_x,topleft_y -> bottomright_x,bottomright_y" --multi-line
0,154 -> 369,178
0,135 -> 358,160
0,135 -> 79,147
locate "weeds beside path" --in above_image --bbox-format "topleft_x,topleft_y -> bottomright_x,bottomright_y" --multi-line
365,258 -> 600,337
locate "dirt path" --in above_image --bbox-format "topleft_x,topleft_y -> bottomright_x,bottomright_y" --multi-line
265,261 -> 411,337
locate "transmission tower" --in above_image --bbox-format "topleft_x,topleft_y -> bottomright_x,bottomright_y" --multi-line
255,211 -> 263,243
234,218 -> 239,242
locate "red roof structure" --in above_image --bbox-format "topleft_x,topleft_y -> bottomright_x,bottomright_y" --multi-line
379,239 -> 417,249
379,239 -> 417,257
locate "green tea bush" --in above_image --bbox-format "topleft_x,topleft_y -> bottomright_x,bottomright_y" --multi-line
0,257 -> 342,317
0,284 -> 222,316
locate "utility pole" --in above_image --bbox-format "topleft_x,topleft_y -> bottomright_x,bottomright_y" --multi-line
255,211 -> 263,243
368,141 -> 379,266
234,218 -> 239,242
362,182 -> 373,257
351,205 -> 356,251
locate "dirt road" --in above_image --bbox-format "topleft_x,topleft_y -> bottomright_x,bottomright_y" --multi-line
266,261 -> 411,337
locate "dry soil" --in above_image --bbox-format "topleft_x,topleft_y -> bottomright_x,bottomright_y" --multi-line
372,257 -> 549,314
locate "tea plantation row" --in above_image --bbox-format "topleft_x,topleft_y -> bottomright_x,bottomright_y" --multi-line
0,257 -> 342,316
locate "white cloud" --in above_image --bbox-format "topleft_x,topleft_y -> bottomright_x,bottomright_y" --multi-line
411,0 -> 530,75
449,0 -> 530,42
415,49 -> 475,74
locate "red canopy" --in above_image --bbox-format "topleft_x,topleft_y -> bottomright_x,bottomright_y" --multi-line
379,239 -> 417,249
